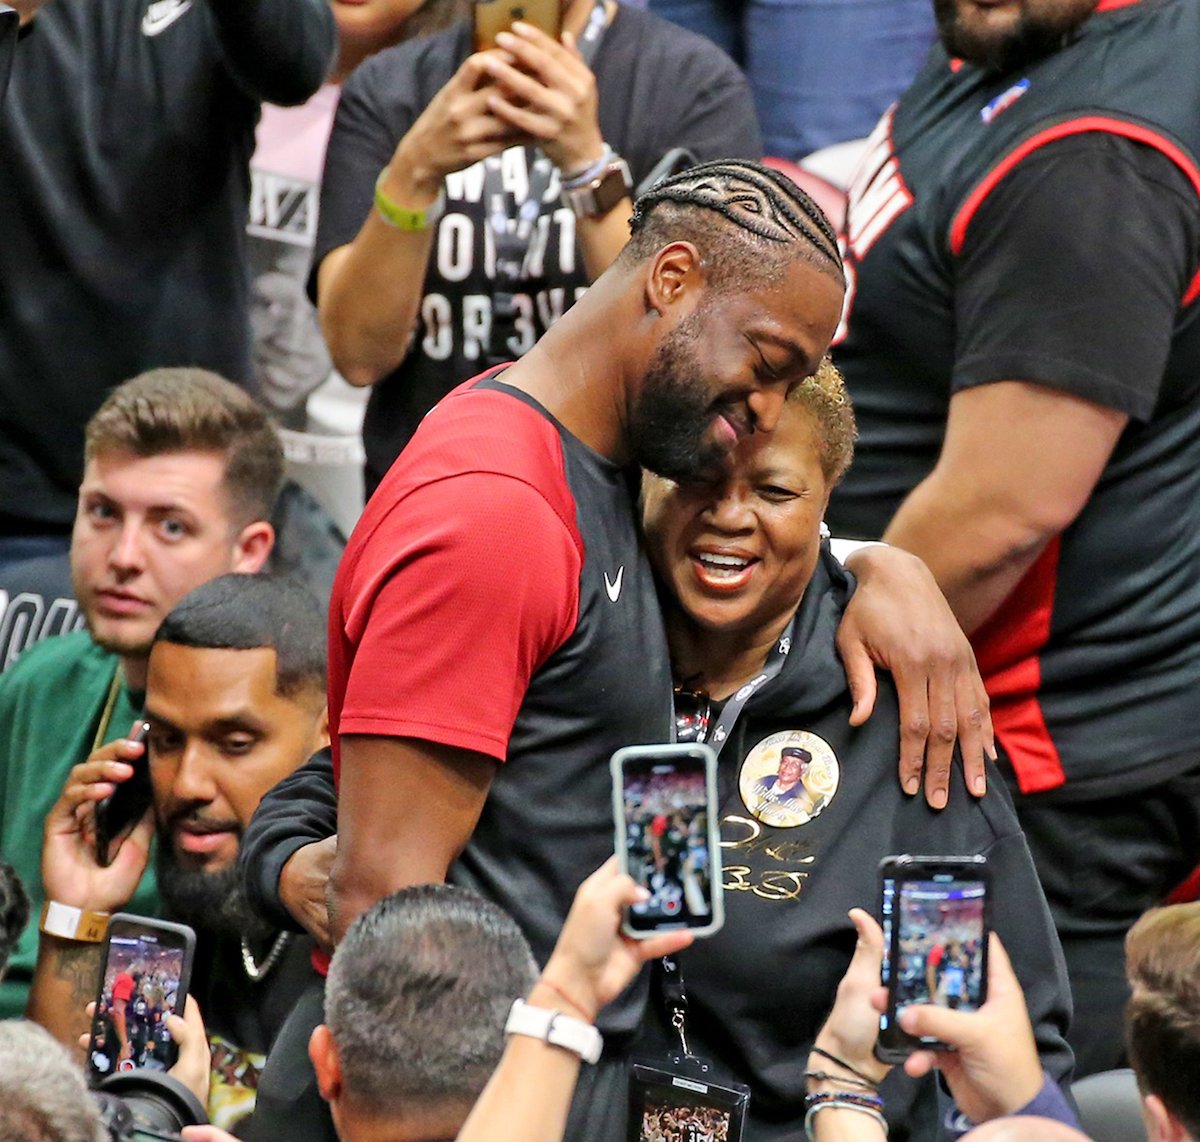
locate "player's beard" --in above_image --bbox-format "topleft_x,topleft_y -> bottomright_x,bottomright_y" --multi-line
154,826 -> 275,945
631,312 -> 731,485
933,0 -> 1099,72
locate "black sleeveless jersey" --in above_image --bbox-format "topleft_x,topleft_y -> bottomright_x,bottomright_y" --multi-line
829,0 -> 1200,797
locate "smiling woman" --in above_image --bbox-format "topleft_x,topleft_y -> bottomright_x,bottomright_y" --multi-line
634,361 -> 1073,1133
643,358 -> 854,695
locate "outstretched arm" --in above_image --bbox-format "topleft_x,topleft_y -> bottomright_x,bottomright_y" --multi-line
457,859 -> 693,1142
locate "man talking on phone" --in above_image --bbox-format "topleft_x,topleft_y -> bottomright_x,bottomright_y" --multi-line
0,369 -> 280,1023
26,574 -> 329,1135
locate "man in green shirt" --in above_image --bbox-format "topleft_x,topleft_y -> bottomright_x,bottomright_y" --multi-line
0,367 -> 281,1017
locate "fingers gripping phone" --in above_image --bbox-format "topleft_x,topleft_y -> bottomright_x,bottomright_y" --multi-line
611,743 -> 724,939
474,0 -> 562,50
95,720 -> 153,868
85,915 -> 196,1086
876,855 -> 990,1063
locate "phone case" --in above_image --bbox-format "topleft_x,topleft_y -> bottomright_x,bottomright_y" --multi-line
85,914 -> 197,1087
876,855 -> 990,1062
474,0 -> 562,50
611,743 -> 724,940
94,721 -> 153,867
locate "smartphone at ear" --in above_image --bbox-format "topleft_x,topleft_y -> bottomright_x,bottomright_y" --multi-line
474,0 -> 562,50
85,914 -> 196,1086
876,854 -> 990,1063
611,743 -> 724,940
94,720 -> 153,867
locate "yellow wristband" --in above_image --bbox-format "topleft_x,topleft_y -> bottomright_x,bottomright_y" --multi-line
374,169 -> 445,231
40,900 -> 110,943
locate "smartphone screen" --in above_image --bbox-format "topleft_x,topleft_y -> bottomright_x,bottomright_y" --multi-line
86,915 -> 196,1086
611,744 -> 724,938
877,856 -> 989,1060
94,720 -> 153,867
474,0 -> 562,50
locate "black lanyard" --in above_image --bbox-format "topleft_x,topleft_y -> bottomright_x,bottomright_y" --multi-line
483,0 -> 609,364
704,615 -> 796,761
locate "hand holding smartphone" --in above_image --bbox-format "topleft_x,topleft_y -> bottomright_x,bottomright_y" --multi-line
85,914 -> 196,1085
474,0 -> 562,51
876,855 -> 990,1063
611,743 -> 724,940
94,720 -> 153,868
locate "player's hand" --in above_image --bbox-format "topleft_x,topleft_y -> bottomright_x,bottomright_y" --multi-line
899,933 -> 1043,1123
390,50 -> 526,201
809,910 -> 891,1086
167,996 -> 211,1107
42,738 -> 153,913
536,857 -> 693,1022
837,545 -> 994,809
182,1129 -> 240,1142
279,836 -> 337,953
479,22 -> 605,174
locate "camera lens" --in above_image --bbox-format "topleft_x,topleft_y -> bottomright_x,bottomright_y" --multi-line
95,1070 -> 208,1138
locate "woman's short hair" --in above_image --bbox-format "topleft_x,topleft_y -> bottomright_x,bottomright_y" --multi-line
787,357 -> 856,485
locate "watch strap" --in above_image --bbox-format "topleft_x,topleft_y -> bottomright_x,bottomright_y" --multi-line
504,998 -> 603,1064
374,169 -> 446,232
40,900 -> 110,943
562,154 -> 633,219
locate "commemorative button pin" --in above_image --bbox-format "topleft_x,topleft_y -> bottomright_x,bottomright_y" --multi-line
737,730 -> 839,829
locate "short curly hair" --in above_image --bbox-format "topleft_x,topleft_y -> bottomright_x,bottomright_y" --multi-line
786,357 -> 856,486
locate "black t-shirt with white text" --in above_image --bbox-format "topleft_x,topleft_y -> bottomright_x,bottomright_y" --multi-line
313,6 -> 761,489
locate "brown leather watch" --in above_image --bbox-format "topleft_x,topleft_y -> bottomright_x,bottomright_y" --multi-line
561,154 -> 633,219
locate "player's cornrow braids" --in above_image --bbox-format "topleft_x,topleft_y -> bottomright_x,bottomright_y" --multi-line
630,159 -> 843,271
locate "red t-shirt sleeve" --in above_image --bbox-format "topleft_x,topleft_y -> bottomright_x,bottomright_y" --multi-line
112,973 -> 134,1003
338,470 -> 581,760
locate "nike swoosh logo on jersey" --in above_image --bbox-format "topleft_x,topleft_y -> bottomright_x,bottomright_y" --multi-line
142,0 -> 193,37
604,566 -> 624,603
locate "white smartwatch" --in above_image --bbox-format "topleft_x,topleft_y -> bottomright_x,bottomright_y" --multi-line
504,998 -> 603,1064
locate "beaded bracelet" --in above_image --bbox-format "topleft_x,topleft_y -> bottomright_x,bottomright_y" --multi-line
804,1100 -> 889,1140
805,1090 -> 884,1111
803,1069 -> 878,1093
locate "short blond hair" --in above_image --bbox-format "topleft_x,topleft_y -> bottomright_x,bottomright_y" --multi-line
786,357 -> 856,485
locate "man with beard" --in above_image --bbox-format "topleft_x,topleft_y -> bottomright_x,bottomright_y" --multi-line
323,160 -> 839,1140
27,573 -> 328,1134
827,0 -> 1200,1076
0,370 -> 280,1021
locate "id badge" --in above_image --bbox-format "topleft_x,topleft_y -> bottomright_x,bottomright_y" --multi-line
626,1058 -> 750,1142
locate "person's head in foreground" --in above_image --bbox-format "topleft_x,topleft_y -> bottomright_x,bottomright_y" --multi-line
311,884 -> 538,1140
147,573 -> 328,943
0,1020 -> 104,1142
641,358 -> 855,676
71,368 -> 282,685
617,161 -> 846,488
1125,902 -> 1200,1142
